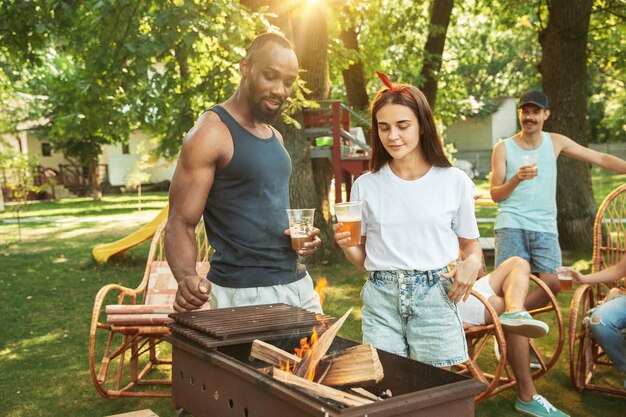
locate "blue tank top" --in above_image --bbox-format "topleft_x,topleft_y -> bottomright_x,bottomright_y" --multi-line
495,132 -> 558,234
203,106 -> 304,287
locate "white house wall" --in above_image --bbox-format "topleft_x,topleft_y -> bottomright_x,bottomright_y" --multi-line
105,130 -> 176,187
0,132 -> 28,154
26,134 -> 73,170
445,116 -> 493,152
490,98 -> 517,146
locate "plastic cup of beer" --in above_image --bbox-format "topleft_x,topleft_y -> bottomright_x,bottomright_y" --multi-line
521,154 -> 539,175
334,201 -> 363,247
556,267 -> 573,291
286,209 -> 315,251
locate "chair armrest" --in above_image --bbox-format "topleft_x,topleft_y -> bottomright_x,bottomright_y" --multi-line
90,284 -> 138,335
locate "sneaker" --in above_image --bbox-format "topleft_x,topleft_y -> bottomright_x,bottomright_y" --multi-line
499,311 -> 549,338
515,394 -> 569,417
493,339 -> 541,369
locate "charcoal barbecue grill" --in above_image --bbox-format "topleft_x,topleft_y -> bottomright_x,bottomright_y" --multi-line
167,304 -> 485,417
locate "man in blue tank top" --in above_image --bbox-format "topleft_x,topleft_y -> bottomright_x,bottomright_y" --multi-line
165,32 -> 323,314
490,90 -> 626,310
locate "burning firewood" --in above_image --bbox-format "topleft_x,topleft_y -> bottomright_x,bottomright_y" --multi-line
317,343 -> 384,387
250,339 -> 301,368
265,367 -> 374,407
250,340 -> 384,388
293,308 -> 353,380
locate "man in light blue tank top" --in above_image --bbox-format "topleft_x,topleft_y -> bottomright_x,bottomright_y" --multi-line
490,90 -> 626,310
164,32 -> 323,314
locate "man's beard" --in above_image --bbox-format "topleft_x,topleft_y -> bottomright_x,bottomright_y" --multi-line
247,85 -> 283,123
251,100 -> 280,123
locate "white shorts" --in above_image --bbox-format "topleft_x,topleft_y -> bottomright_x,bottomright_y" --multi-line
457,274 -> 496,325
209,273 -> 323,314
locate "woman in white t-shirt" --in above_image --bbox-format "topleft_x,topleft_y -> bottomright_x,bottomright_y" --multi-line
333,72 -> 483,367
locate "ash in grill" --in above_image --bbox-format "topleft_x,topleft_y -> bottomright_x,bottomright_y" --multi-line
168,304 -> 485,417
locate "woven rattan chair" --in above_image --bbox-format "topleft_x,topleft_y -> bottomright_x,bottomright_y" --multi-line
89,220 -> 212,398
456,275 -> 564,404
569,183 -> 626,396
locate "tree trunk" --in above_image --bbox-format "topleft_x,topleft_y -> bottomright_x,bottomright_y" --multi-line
91,158 -> 102,201
339,26 -> 369,112
539,0 -> 594,250
241,0 -> 334,258
420,0 -> 454,110
291,2 -> 334,258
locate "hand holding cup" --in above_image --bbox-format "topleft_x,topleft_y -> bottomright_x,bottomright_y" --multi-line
519,154 -> 539,180
286,209 -> 316,253
556,267 -> 574,291
333,201 -> 363,247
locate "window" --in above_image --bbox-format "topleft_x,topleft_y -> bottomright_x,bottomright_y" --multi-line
41,142 -> 52,157
122,143 -> 130,154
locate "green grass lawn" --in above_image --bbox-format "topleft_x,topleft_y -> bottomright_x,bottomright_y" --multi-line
0,182 -> 624,417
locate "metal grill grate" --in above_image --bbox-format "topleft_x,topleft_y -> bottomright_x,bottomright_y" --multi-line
168,303 -> 334,349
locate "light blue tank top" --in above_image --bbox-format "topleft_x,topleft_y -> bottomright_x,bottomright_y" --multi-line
494,132 -> 558,234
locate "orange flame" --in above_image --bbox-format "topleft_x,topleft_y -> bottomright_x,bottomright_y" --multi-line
278,279 -> 331,382
280,328 -> 321,381
314,277 -> 328,305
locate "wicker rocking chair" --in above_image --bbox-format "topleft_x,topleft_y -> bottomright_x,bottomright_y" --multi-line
569,183 -> 626,396
89,220 -> 212,398
456,275 -> 564,404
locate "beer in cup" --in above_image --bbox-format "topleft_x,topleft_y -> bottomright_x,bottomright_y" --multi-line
334,201 -> 363,247
521,154 -> 539,177
556,267 -> 573,291
286,209 -> 315,251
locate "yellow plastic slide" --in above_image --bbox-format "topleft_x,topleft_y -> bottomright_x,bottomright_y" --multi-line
92,205 -> 169,264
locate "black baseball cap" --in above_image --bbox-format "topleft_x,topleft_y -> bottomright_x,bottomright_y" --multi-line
518,90 -> 549,109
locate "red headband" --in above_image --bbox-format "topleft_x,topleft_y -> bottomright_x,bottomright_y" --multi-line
376,71 -> 414,101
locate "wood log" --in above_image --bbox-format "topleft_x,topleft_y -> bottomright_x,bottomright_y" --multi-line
250,339 -> 301,368
251,341 -> 384,388
294,308 -> 352,379
349,387 -> 382,401
318,343 -> 384,387
265,367 -> 373,407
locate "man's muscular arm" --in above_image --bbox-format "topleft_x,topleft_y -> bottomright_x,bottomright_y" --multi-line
165,113 -> 232,312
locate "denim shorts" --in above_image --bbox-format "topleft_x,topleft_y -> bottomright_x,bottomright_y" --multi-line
360,268 -> 468,367
209,273 -> 323,314
495,227 -> 561,274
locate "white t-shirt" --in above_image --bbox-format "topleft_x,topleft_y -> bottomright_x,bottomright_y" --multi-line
351,164 -> 480,271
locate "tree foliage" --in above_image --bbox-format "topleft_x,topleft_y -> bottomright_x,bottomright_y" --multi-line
0,150 -> 54,240
587,0 -> 626,143
0,0 -> 624,250
0,0 -> 259,198
2,1 -> 623,156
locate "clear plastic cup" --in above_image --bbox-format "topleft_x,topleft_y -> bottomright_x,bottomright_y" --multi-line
521,154 -> 539,167
556,267 -> 573,291
334,201 -> 363,246
286,209 -> 315,251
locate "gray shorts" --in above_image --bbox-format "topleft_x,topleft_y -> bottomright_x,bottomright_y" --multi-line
209,273 -> 323,314
495,227 -> 561,274
361,268 -> 468,367
456,275 -> 496,325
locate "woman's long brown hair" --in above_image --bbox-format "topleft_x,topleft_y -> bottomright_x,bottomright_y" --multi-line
369,85 -> 451,173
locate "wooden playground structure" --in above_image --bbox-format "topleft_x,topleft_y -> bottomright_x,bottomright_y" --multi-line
303,101 -> 371,203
